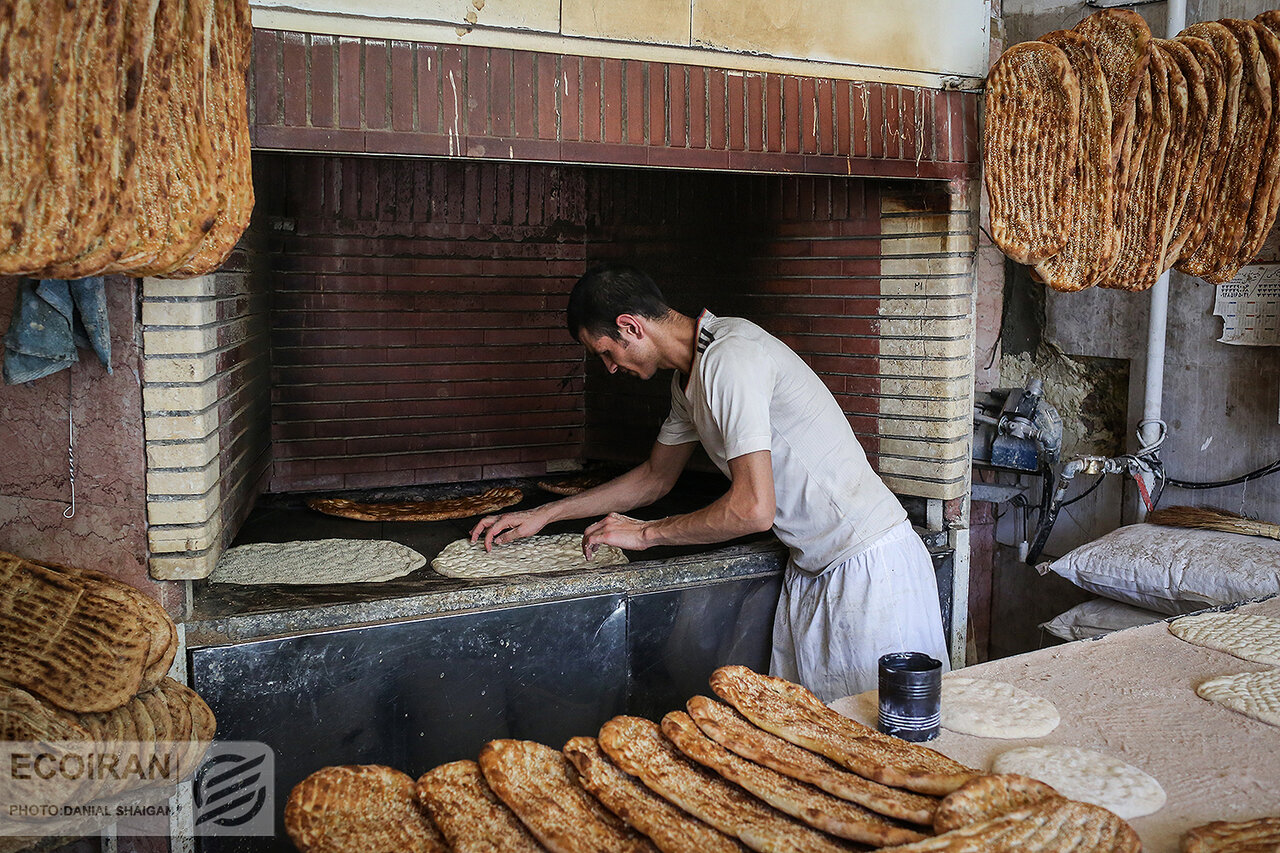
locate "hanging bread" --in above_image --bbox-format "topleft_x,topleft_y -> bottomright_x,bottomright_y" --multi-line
1033,30 -> 1119,292
1073,9 -> 1153,223
167,0 -> 254,278
983,41 -> 1081,265
1154,39 -> 1209,271
1230,19 -> 1280,272
111,0 -> 219,276
1097,49 -> 1174,291
0,4 -> 77,275
1166,35 -> 1228,266
45,0 -> 157,279
1177,21 -> 1268,283
0,1 -> 55,259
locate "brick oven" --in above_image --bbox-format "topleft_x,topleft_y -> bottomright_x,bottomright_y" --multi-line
140,26 -> 983,582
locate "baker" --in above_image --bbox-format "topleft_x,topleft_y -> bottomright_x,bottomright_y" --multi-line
471,264 -> 949,701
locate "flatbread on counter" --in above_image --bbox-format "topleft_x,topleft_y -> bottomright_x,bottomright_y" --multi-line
1168,611 -> 1280,665
941,676 -> 1061,739
932,773 -> 1062,834
431,534 -> 628,579
685,695 -> 938,826
307,487 -> 524,522
1195,669 -> 1280,727
563,735 -> 749,853
991,745 -> 1166,820
1181,815 -> 1280,853
210,539 -> 426,585
708,665 -> 981,797
878,797 -> 1140,853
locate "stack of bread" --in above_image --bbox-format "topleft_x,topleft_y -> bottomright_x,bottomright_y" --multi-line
284,665 -> 1151,853
985,9 -> 1280,291
0,551 -> 216,842
0,0 -> 253,280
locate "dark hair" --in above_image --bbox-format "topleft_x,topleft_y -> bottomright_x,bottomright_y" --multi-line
567,264 -> 672,341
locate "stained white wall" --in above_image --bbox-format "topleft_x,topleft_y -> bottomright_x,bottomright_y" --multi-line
249,0 -> 993,87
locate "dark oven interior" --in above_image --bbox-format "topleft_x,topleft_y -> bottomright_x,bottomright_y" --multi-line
198,151 -> 923,602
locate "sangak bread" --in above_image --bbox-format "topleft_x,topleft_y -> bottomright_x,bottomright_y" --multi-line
536,473 -> 613,496
414,759 -> 546,853
1166,35 -> 1224,267
1075,10 -> 1153,165
0,3 -> 77,275
1181,816 -> 1280,853
563,735 -> 750,853
131,0 -> 221,276
1228,19 -> 1280,271
931,773 -> 1061,833
307,487 -> 524,522
877,798 -> 1139,853
0,684 -> 93,808
984,41 -> 1080,265
1154,39 -> 1208,272
0,552 -> 150,713
156,676 -> 199,780
168,0 -> 254,278
1074,8 -> 1153,222
597,715 -> 861,853
1034,30 -> 1119,291
1178,20 -> 1268,283
109,0 -> 220,276
431,533 -> 628,579
43,563 -> 178,691
685,695 -> 937,826
478,738 -> 657,853
1098,48 -> 1174,291
662,710 -> 927,847
708,666 -> 980,797
0,0 -> 54,257
284,764 -> 447,853
1176,24 -> 1243,269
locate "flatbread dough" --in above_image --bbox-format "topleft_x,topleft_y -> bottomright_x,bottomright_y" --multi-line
1196,669 -> 1280,727
1168,611 -> 1280,665
211,539 -> 426,585
991,745 -> 1166,820
431,534 -> 628,579
941,676 -> 1061,739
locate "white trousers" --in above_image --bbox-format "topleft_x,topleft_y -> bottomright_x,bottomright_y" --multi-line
769,519 -> 950,703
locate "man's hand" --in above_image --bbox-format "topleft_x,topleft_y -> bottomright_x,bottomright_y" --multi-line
470,508 -> 550,552
581,512 -> 651,558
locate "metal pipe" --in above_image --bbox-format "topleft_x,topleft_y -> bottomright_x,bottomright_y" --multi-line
1138,0 -> 1187,505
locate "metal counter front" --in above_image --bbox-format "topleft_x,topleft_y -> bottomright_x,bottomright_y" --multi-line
189,571 -> 781,852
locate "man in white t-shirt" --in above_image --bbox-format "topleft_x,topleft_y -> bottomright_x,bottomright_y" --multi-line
471,265 -> 949,701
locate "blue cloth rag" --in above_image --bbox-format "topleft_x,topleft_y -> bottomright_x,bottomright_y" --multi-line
3,277 -> 112,384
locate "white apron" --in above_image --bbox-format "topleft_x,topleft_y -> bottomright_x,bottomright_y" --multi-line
769,519 -> 951,703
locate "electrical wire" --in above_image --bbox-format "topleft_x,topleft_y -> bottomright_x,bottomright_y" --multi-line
1165,458 -> 1280,490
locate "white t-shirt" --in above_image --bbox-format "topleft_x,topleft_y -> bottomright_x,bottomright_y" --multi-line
657,311 -> 906,574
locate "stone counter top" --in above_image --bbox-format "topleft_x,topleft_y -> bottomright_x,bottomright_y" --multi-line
187,470 -> 788,647
186,538 -> 787,647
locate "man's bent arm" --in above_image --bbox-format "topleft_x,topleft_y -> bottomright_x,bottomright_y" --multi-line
471,440 -> 695,549
582,450 -> 775,553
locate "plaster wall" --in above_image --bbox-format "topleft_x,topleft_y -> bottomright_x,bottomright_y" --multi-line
249,0 -> 992,87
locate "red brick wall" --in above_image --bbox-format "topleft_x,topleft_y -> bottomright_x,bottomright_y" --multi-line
580,169 -> 887,469
261,154 -> 910,492
264,154 -> 589,492
250,31 -> 980,182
